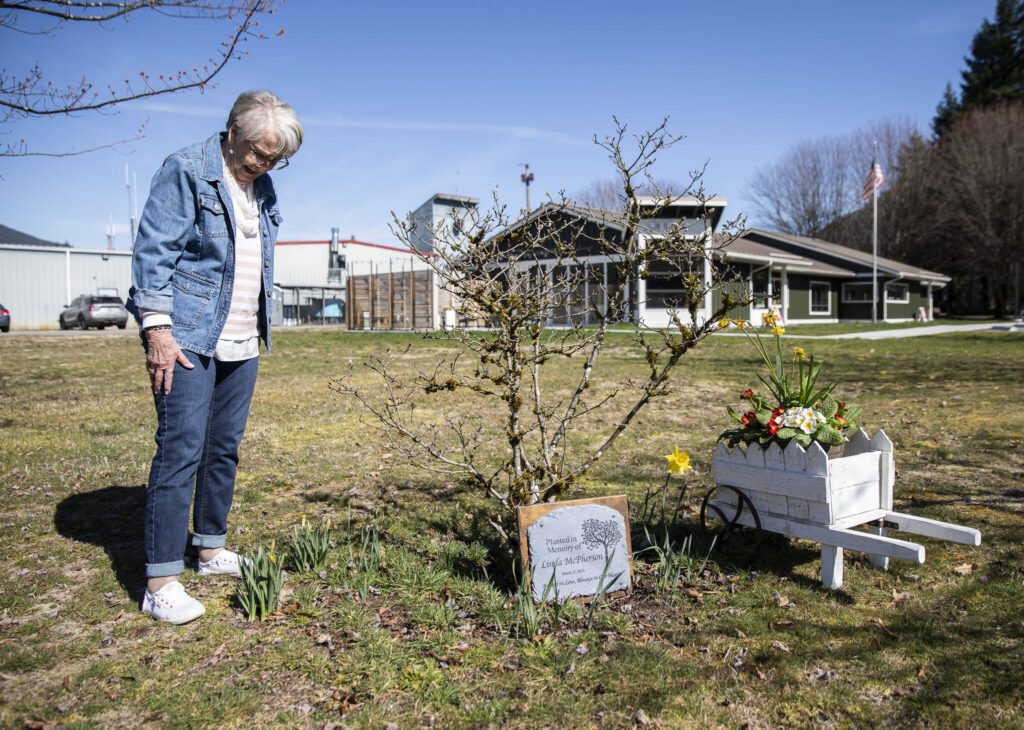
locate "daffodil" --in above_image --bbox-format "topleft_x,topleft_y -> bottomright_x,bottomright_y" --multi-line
793,347 -> 807,361
718,317 -> 731,329
770,324 -> 785,336
762,311 -> 777,326
735,319 -> 748,330
665,447 -> 693,474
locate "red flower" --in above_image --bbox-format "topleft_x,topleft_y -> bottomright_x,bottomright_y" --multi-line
741,389 -> 754,400
772,406 -> 784,418
768,420 -> 780,435
741,411 -> 755,426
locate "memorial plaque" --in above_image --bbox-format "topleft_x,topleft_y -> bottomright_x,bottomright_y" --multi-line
517,496 -> 633,603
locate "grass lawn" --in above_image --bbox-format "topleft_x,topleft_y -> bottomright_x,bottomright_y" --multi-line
0,328 -> 1022,729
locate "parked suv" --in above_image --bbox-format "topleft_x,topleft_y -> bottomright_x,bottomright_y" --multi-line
0,303 -> 9,332
59,295 -> 129,330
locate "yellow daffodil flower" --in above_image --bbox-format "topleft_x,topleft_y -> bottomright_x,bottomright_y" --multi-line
718,317 -> 731,329
736,319 -> 748,330
665,447 -> 693,474
793,347 -> 807,361
770,324 -> 785,336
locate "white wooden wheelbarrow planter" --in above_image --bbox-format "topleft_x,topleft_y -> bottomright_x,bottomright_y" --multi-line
706,429 -> 981,589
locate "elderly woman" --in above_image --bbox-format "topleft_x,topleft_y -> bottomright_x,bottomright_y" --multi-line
128,90 -> 302,623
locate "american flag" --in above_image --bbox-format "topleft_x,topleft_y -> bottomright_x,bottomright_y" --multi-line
861,160 -> 885,201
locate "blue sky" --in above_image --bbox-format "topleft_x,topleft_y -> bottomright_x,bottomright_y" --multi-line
1,0 -> 992,248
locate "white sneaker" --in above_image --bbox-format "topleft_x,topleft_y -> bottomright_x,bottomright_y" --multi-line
198,548 -> 245,577
141,581 -> 205,624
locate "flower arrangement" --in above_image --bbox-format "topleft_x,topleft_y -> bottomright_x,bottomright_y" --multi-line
718,312 -> 862,451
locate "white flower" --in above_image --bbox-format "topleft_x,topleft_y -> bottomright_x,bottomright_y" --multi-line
779,406 -> 826,434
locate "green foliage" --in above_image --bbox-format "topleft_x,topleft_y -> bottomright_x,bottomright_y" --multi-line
934,0 -> 1024,136
639,526 -> 718,596
287,516 -> 333,573
236,543 -> 285,621
585,549 -> 623,631
719,320 -> 861,451
512,561 -> 557,639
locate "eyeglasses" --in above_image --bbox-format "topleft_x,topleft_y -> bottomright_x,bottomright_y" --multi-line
245,140 -> 289,170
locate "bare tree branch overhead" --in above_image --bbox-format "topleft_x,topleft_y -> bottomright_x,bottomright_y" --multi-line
0,0 -> 282,156
0,0 -> 259,24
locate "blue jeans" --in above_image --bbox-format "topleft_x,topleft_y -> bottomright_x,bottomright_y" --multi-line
145,354 -> 259,578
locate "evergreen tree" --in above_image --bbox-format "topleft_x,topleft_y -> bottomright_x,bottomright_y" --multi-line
960,0 -> 1024,109
932,83 -> 961,138
934,0 -> 1024,137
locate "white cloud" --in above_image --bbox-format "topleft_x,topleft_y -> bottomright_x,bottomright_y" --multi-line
135,101 -> 584,145
304,113 -> 585,146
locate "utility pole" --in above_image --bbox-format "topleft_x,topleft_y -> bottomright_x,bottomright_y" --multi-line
106,212 -> 115,250
125,164 -> 138,247
519,163 -> 534,213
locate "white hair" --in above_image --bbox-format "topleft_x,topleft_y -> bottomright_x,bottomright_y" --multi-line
226,90 -> 303,159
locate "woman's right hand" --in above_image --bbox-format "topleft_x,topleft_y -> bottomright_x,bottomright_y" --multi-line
145,329 -> 194,395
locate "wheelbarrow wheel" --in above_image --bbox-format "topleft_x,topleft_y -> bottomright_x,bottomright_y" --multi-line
699,485 -> 762,543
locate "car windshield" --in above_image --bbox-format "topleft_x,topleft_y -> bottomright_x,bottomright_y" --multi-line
92,297 -> 124,305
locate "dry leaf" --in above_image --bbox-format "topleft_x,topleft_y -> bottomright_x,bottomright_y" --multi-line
771,640 -> 791,653
772,592 -> 793,609
954,563 -> 974,575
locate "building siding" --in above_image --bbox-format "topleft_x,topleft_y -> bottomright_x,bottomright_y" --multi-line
0,245 -> 133,329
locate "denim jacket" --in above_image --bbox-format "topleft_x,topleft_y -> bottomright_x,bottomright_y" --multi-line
128,132 -> 283,356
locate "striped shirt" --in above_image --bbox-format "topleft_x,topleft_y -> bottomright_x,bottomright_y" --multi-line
214,174 -> 262,361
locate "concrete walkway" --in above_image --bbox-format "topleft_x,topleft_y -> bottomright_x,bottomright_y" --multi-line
789,323 -> 1021,340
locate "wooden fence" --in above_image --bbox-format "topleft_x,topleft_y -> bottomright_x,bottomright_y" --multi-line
346,268 -> 439,330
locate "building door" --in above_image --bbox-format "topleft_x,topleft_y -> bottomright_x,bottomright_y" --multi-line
750,269 -> 781,325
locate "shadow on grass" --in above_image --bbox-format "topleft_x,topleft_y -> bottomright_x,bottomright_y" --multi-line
54,484 -> 146,600
775,577 -> 1024,720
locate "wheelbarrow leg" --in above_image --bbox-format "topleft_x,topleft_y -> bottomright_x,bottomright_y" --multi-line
821,544 -> 844,589
868,521 -> 890,571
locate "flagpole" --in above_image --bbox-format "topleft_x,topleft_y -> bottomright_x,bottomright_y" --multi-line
871,141 -> 879,324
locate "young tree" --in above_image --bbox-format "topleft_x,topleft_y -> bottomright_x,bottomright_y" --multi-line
573,176 -> 699,212
333,119 -> 748,544
1,0 -> 281,156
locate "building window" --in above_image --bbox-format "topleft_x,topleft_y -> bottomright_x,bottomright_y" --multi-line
752,270 -> 781,304
842,282 -> 874,303
810,281 -> 831,314
646,260 -> 701,309
885,282 -> 909,303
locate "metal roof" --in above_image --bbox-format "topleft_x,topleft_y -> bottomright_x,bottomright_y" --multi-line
745,229 -> 950,283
